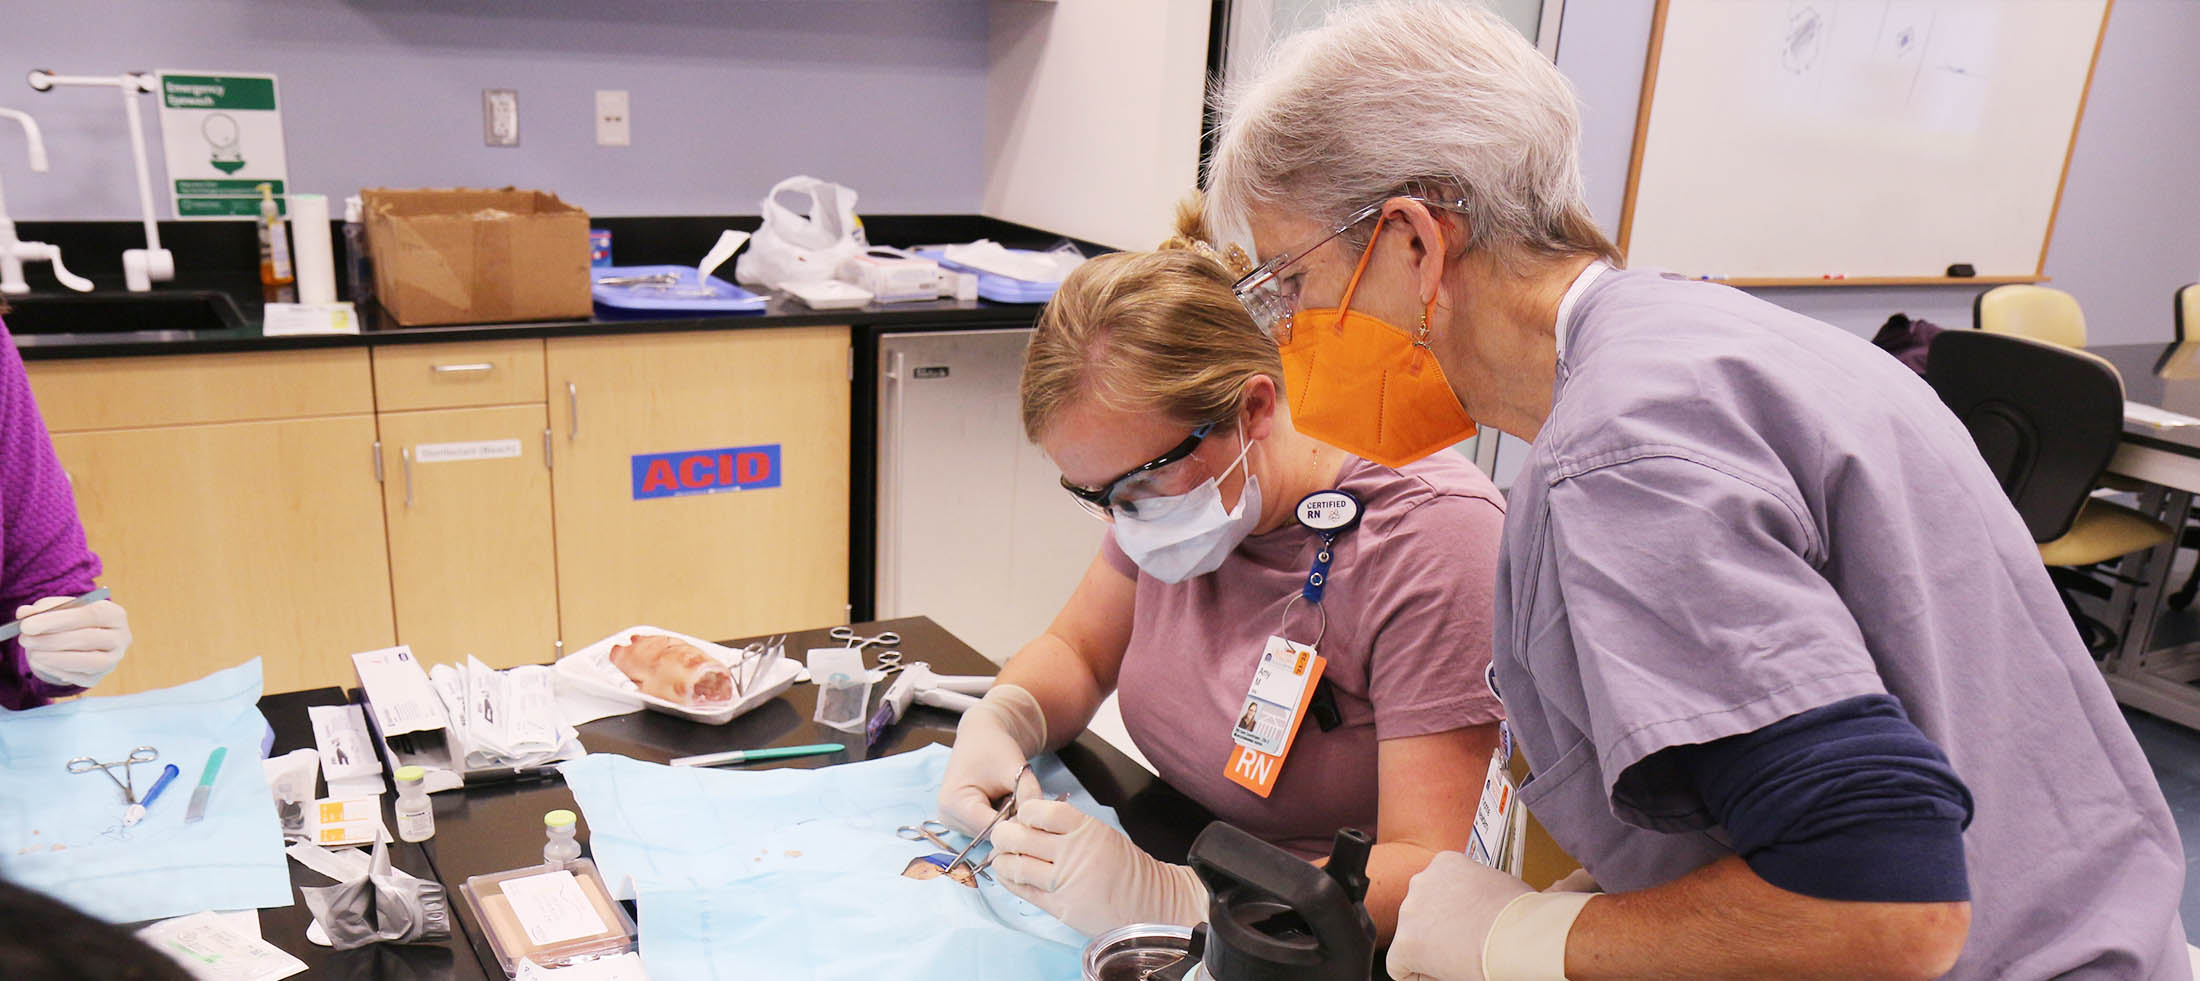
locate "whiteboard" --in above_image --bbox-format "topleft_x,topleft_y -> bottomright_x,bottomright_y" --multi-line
1619,0 -> 2110,283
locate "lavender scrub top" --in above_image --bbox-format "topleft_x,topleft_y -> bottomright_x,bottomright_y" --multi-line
1108,450 -> 1507,860
1496,269 -> 2188,978
0,318 -> 101,710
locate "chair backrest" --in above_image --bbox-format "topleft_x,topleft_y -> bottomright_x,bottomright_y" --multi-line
2178,283 -> 2198,344
1975,284 -> 2088,349
1925,329 -> 2124,543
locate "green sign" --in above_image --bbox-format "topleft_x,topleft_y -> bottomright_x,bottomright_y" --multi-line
176,197 -> 269,217
174,179 -> 284,196
161,75 -> 277,111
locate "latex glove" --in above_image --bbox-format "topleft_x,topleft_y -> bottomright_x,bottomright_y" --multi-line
1387,851 -> 1593,981
17,595 -> 131,689
936,684 -> 1048,836
989,797 -> 1208,938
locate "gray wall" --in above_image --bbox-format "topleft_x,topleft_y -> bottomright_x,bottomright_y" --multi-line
0,0 -> 988,221
1558,0 -> 2200,345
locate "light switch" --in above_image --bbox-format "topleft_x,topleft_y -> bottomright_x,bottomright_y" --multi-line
595,90 -> 630,147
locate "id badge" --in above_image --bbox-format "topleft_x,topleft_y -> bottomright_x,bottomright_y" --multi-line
1224,636 -> 1326,798
1468,722 -> 1517,869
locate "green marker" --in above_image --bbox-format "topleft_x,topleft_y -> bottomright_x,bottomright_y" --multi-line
668,743 -> 844,768
184,746 -> 227,823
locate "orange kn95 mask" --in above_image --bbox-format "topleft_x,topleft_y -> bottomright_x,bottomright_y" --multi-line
1277,218 -> 1477,468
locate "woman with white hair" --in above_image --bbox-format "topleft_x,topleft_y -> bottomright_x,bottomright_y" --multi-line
1207,3 -> 2185,979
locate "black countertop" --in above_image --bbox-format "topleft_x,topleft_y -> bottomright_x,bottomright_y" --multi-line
255,616 -> 1211,979
5,214 -> 1078,360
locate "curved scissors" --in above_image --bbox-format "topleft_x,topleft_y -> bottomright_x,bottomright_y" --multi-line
829,626 -> 900,652
897,819 -> 960,852
67,745 -> 159,803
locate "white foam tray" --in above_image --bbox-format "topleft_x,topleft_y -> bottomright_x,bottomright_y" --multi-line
554,625 -> 801,726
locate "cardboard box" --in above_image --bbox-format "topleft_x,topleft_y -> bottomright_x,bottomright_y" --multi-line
363,187 -> 592,326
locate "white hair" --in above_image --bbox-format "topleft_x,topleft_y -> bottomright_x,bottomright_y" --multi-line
1207,0 -> 1617,265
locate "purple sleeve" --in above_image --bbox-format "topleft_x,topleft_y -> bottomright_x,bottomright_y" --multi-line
0,319 -> 100,710
1361,494 -> 1508,740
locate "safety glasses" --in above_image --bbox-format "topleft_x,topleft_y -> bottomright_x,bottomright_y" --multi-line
1060,424 -> 1214,520
1231,196 -> 1468,341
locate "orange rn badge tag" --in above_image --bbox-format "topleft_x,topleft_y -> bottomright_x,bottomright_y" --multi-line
1225,635 -> 1326,798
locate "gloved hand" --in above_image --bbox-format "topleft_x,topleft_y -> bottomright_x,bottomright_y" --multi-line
989,797 -> 1208,938
17,595 -> 131,689
1387,851 -> 1594,981
936,684 -> 1048,836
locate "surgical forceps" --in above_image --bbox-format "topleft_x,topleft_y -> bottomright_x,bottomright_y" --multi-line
829,627 -> 900,652
67,745 -> 160,803
874,650 -> 907,676
897,819 -> 961,852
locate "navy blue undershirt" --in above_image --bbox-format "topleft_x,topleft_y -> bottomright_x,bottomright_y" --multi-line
1654,694 -> 1974,903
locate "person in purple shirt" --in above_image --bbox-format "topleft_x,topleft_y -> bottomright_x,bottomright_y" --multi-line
0,313 -> 132,710
1206,3 -> 2185,979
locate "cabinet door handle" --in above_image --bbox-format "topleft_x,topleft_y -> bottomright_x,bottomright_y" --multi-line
543,427 -> 554,470
373,441 -> 384,483
880,350 -> 904,617
433,362 -> 495,374
566,381 -> 580,442
402,447 -> 414,509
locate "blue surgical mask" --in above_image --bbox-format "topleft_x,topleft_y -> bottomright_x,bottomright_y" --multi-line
1111,433 -> 1262,583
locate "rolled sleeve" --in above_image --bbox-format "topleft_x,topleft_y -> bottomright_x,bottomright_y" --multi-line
1364,495 -> 1508,740
1546,449 -> 1884,830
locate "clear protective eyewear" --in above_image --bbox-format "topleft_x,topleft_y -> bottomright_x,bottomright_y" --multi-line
1060,423 -> 1216,521
1231,196 -> 1469,342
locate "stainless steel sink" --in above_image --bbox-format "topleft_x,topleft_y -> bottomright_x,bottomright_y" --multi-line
1,291 -> 247,335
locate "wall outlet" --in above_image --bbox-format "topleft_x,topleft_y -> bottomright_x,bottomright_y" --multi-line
595,89 -> 631,147
483,89 -> 520,147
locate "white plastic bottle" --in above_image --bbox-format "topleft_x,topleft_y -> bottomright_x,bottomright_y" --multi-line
543,809 -> 582,868
393,765 -> 435,842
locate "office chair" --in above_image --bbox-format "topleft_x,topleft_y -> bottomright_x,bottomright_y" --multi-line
1926,329 -> 2173,652
1975,284 -> 2090,349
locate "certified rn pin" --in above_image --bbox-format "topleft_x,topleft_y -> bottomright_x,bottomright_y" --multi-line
1296,490 -> 1363,537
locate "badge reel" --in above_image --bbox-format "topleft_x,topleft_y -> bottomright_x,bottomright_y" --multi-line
1223,490 -> 1362,798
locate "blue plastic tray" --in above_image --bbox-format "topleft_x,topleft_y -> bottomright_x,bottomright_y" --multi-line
592,264 -> 767,316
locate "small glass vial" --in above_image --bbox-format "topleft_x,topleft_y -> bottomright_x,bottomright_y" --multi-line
393,765 -> 435,842
543,809 -> 582,869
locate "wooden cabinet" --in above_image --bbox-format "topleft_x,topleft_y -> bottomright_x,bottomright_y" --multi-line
49,415 -> 395,696
377,404 -> 558,669
26,326 -> 854,696
546,328 -> 852,647
30,349 -> 393,695
371,339 -> 546,412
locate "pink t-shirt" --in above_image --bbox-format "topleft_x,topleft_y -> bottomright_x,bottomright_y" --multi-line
1106,451 -> 1507,859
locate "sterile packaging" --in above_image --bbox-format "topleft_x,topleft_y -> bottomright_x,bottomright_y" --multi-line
309,796 -> 385,847
782,278 -> 873,310
837,247 -> 941,304
461,859 -> 636,977
809,648 -> 873,733
263,747 -> 321,843
554,626 -> 802,726
733,175 -> 866,291
308,703 -> 384,798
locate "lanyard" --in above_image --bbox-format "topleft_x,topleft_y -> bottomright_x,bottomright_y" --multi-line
1278,489 -> 1363,647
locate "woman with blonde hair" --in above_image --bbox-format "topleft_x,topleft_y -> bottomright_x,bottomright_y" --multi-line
934,200 -> 1508,942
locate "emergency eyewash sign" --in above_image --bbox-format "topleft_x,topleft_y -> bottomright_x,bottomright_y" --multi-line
156,71 -> 290,220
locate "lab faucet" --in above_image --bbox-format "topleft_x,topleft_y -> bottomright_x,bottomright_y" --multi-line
0,106 -> 92,295
27,70 -> 175,292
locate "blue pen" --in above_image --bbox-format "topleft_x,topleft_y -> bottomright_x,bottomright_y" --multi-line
124,763 -> 180,827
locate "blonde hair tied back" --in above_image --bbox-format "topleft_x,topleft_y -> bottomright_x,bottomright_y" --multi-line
1019,192 -> 1281,444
